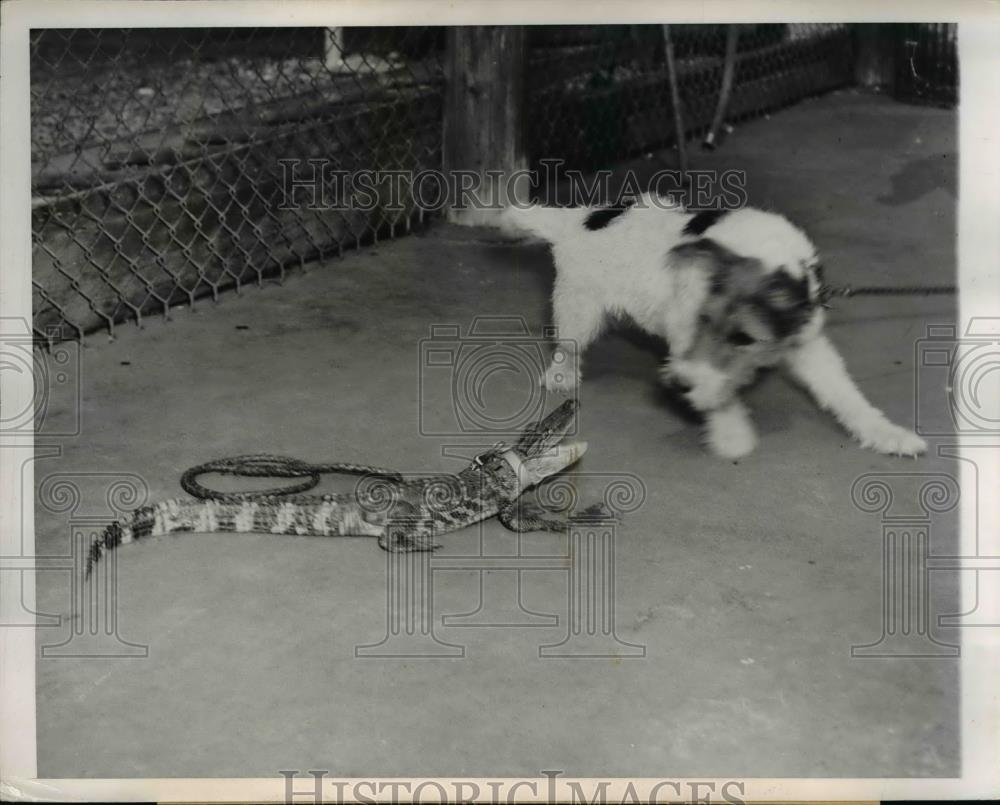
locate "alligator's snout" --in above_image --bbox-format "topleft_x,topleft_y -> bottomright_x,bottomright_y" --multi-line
559,440 -> 588,464
542,398 -> 578,431
516,440 -> 587,487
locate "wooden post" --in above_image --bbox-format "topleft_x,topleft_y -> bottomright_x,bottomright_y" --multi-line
854,23 -> 896,91
443,26 -> 528,222
323,27 -> 344,72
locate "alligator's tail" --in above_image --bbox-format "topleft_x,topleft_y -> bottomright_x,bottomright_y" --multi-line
86,498 -> 199,578
84,497 -> 379,577
86,512 -> 152,578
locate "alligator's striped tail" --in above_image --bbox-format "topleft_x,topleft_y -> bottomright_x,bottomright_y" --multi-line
85,497 -> 383,577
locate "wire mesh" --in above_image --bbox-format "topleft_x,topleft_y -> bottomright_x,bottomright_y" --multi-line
30,27 -> 444,341
526,23 -> 856,178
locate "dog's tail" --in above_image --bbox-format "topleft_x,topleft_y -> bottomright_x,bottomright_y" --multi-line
461,204 -> 591,244
496,205 -> 592,243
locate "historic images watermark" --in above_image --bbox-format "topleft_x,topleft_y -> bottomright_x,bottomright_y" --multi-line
0,317 -> 81,438
352,470 -> 647,660
351,314 -> 646,658
914,317 -> 1000,436
849,471 -> 961,658
1,317 -> 147,656
850,317 -> 1000,658
280,769 -> 748,805
418,316 -> 573,439
277,158 -> 749,212
32,470 -> 151,658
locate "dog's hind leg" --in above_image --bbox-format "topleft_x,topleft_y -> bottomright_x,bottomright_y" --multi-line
784,334 -> 927,456
544,287 -> 605,393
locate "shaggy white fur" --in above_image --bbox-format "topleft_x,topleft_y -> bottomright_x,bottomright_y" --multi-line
489,194 -> 927,458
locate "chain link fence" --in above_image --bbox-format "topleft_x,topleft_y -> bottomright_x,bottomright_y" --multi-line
31,27 -> 444,342
30,24 -> 957,343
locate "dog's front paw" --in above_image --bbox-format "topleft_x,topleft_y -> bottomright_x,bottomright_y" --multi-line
709,425 -> 757,459
542,362 -> 579,394
706,406 -> 758,459
858,420 -> 927,457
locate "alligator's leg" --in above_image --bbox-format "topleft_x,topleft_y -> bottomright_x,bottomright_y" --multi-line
497,498 -> 569,532
378,531 -> 440,552
376,502 -> 440,552
570,503 -> 616,522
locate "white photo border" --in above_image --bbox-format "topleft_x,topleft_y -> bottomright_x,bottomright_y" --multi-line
1,0 -> 997,801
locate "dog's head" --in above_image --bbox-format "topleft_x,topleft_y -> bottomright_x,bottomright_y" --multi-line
662,210 -> 826,411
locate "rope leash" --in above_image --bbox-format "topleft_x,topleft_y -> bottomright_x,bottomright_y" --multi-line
826,284 -> 956,298
180,454 -> 404,503
180,445 -> 511,504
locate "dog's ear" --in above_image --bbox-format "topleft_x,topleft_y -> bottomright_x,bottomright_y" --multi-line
664,238 -> 762,354
663,243 -> 713,356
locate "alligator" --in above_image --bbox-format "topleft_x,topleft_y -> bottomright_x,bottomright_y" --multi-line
85,400 -> 589,576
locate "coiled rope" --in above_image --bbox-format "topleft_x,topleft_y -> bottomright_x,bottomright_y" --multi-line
180,454 -> 403,503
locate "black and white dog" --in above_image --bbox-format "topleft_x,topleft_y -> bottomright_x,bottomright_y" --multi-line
491,194 -> 926,459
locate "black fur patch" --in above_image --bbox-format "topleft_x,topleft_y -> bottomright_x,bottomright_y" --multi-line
682,209 -> 729,237
666,237 -> 747,295
667,240 -> 815,340
584,204 -> 633,231
750,270 -> 813,338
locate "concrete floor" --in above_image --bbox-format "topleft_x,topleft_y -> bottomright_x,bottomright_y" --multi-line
34,90 -> 959,778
